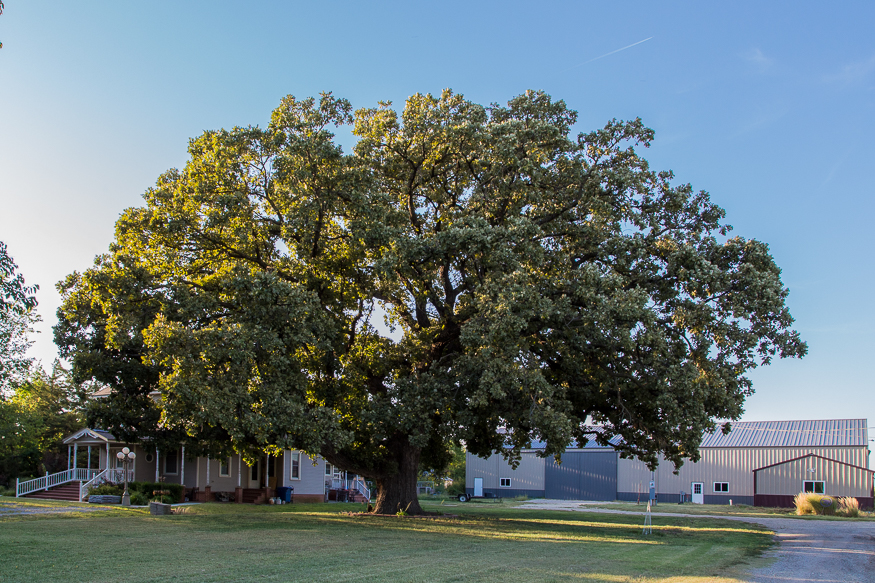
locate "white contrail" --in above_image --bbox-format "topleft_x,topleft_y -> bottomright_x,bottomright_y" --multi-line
562,37 -> 654,72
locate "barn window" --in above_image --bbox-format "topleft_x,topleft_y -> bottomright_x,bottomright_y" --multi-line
714,482 -> 729,493
500,478 -> 511,488
803,481 -> 825,494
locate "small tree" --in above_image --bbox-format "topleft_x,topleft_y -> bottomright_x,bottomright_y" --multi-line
57,91 -> 806,514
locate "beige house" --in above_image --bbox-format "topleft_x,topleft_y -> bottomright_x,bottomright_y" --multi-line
17,427 -> 368,504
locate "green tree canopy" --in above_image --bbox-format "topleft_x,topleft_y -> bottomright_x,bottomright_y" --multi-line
0,362 -> 88,485
1,241 -> 39,395
56,90 -> 806,514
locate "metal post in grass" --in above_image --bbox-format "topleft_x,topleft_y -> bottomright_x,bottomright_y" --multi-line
116,447 -> 137,506
643,500 -> 652,535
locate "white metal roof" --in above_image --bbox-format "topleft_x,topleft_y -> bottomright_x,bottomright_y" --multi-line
519,419 -> 869,451
700,419 -> 868,448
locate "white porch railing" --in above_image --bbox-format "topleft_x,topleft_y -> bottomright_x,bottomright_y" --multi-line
327,477 -> 372,501
79,468 -> 134,501
15,468 -> 100,498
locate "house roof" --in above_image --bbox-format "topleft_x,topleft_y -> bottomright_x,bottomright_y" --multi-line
62,428 -> 117,444
700,419 -> 868,448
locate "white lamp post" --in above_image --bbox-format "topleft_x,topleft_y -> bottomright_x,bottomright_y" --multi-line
116,447 -> 137,506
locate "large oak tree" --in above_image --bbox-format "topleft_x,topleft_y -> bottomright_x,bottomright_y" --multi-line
56,91 -> 805,514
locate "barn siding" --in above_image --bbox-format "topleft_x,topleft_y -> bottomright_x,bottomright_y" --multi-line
755,455 -> 874,498
469,420 -> 869,504
618,446 -> 869,500
466,451 -> 545,495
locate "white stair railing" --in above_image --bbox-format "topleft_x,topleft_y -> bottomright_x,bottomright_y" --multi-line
79,468 -> 133,501
16,468 -> 99,498
352,478 -> 372,501
326,477 -> 372,501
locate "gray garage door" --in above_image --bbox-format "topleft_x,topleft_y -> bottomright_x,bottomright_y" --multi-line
545,451 -> 617,500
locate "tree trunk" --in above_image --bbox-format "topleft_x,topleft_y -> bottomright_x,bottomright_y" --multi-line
371,441 -> 423,515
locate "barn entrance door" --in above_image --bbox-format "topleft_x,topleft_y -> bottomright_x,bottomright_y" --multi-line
691,482 -> 704,504
545,452 -> 618,500
473,477 -> 483,497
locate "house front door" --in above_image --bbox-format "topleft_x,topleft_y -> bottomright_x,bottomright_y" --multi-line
474,477 -> 483,497
249,460 -> 261,489
691,482 -> 704,504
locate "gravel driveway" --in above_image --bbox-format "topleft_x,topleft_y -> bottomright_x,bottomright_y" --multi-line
518,499 -> 875,582
0,500 -> 107,516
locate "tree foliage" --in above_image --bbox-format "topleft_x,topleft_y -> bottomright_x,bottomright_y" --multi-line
56,90 -> 806,513
1,241 -> 39,395
0,362 -> 87,485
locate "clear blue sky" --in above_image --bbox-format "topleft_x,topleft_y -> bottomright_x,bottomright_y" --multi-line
1,1 -> 873,432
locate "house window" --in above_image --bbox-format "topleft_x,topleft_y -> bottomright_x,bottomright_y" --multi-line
144,453 -> 154,464
325,462 -> 333,476
290,451 -> 301,480
500,478 -> 511,488
714,482 -> 729,493
251,461 -> 260,481
164,450 -> 178,475
803,481 -> 825,494
219,458 -> 231,477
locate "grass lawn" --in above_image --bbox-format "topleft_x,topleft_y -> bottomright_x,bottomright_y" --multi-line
582,501 -> 875,520
0,497 -> 773,583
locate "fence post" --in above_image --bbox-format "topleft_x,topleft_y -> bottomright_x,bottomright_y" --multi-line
15,478 -> 19,497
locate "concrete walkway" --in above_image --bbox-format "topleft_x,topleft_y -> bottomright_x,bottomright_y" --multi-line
518,500 -> 875,583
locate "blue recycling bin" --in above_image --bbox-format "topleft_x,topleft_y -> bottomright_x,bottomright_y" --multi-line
276,487 -> 293,503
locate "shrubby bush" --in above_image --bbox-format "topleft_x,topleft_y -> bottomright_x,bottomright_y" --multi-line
89,483 -> 123,496
129,492 -> 148,506
129,481 -> 184,503
87,481 -> 184,503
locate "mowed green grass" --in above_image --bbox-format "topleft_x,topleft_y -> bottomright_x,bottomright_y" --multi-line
0,498 -> 772,583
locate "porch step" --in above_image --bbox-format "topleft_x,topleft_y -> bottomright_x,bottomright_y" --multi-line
25,482 -> 81,501
242,488 -> 267,504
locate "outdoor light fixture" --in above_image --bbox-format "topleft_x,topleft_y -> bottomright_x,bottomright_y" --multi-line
116,447 -> 137,506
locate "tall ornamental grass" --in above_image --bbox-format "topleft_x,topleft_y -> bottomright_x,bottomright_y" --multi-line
794,492 -> 860,517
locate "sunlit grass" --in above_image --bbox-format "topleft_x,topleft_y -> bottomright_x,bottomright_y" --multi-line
583,501 -> 874,520
0,499 -> 773,583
